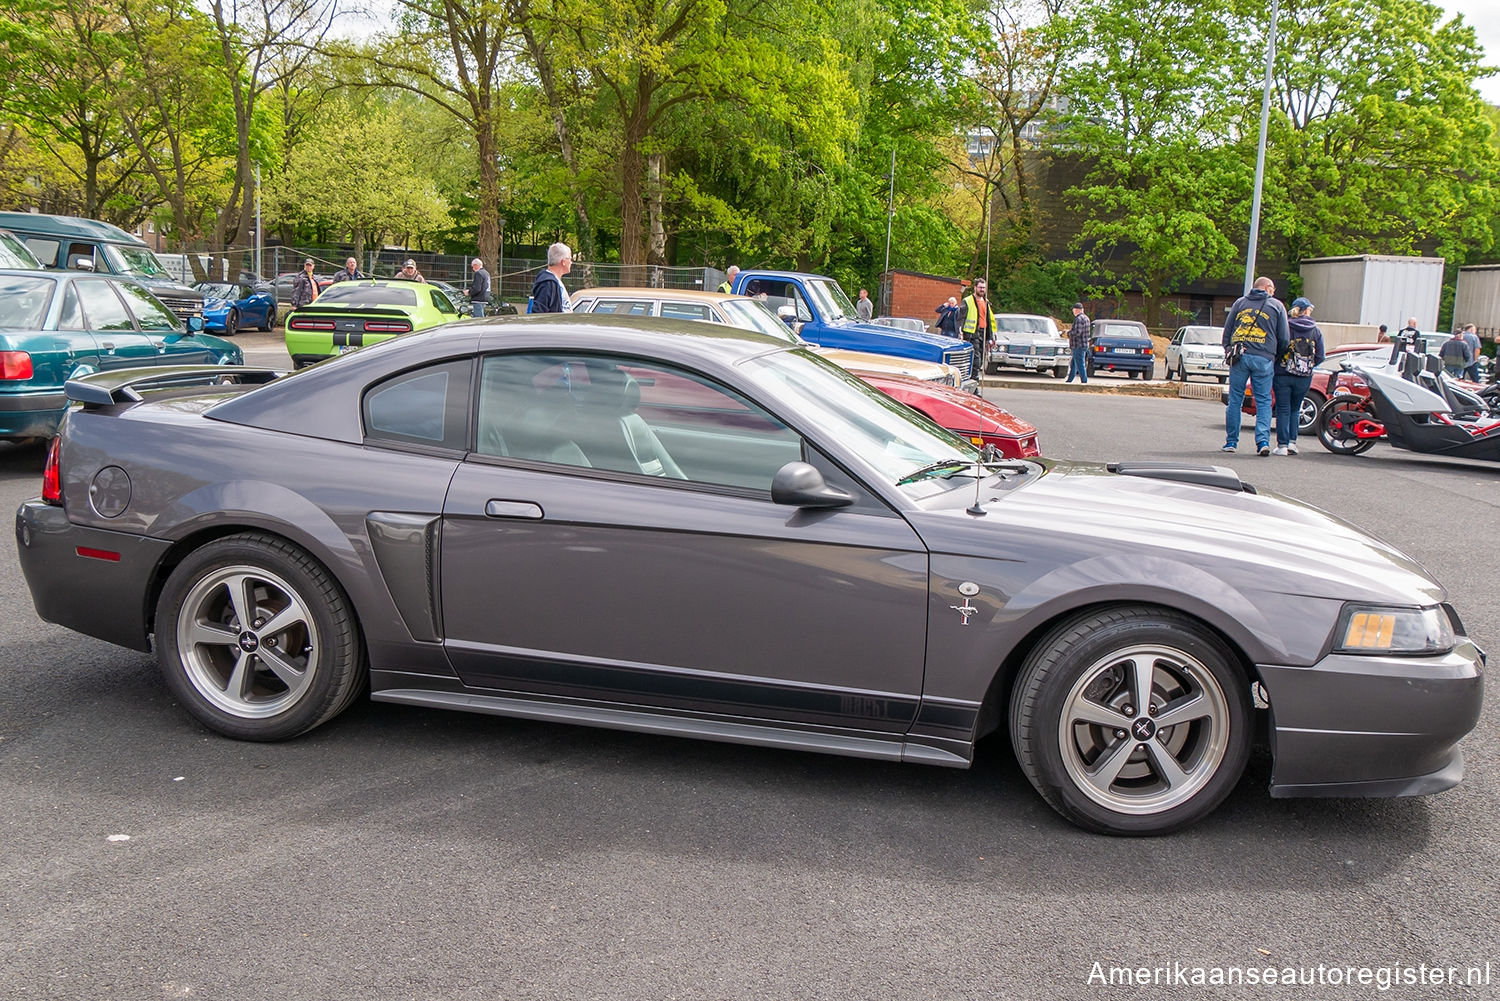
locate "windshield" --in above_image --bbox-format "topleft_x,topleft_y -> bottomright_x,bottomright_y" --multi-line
197,283 -> 242,299
317,284 -> 418,307
806,279 -> 857,323
101,243 -> 170,279
995,316 -> 1054,335
720,299 -> 799,343
0,276 -> 55,329
1182,327 -> 1219,345
0,231 -> 41,269
741,348 -> 980,496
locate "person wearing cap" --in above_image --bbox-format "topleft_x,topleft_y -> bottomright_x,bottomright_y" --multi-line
395,259 -> 426,283
528,242 -> 573,313
1272,296 -> 1326,455
1065,301 -> 1092,383
290,258 -> 318,309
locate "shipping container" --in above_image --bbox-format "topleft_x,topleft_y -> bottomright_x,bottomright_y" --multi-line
1299,255 -> 1444,329
1453,264 -> 1500,341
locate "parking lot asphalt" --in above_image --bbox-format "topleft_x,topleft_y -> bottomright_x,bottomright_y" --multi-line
2,369 -> 1496,999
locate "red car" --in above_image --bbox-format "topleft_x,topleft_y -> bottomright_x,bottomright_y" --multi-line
860,373 -> 1041,457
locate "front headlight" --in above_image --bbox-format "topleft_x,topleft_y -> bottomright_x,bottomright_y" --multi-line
1333,604 -> 1454,655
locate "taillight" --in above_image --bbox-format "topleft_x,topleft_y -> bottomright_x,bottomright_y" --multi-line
289,318 -> 337,330
363,321 -> 412,333
42,436 -> 62,505
0,350 -> 34,380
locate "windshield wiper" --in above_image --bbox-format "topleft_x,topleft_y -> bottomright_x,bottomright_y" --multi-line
896,456 -> 1032,486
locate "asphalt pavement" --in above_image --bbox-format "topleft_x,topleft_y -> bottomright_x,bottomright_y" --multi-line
1,357 -> 1496,999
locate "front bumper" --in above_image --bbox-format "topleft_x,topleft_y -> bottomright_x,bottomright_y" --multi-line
989,350 -> 1068,373
1260,641 -> 1484,798
1179,356 -> 1228,376
15,499 -> 169,652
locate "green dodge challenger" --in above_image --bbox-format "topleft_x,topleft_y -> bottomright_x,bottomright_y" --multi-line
283,279 -> 459,368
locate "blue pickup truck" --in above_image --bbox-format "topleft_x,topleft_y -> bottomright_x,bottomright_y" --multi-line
731,270 -> 975,384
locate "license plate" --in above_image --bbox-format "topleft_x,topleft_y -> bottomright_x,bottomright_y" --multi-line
338,344 -> 357,354
1116,348 -> 1137,354
1024,356 -> 1037,368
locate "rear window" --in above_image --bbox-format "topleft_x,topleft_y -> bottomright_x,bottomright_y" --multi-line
318,284 -> 418,307
0,231 -> 41,269
1097,322 -> 1148,337
0,276 -> 55,329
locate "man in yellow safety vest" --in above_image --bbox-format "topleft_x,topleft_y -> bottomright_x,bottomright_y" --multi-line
957,278 -> 995,379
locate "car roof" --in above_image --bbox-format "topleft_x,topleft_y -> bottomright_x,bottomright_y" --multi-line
206,314 -> 796,443
736,270 -> 829,281
572,287 -> 753,304
0,211 -> 146,246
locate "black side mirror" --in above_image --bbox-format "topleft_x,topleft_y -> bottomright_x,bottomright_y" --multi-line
771,461 -> 854,509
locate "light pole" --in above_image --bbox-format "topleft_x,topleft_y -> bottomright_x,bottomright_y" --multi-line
882,149 -> 895,315
254,162 -> 262,279
1244,0 -> 1280,294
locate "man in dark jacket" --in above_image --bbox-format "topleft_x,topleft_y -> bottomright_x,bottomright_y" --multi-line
1221,276 -> 1290,455
935,296 -> 960,337
1440,331 -> 1473,377
1272,296 -> 1327,455
329,257 -> 363,285
528,243 -> 573,313
289,259 -> 318,309
469,258 -> 491,318
1065,302 -> 1091,383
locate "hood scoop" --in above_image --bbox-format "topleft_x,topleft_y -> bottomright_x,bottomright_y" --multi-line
1106,461 -> 1256,494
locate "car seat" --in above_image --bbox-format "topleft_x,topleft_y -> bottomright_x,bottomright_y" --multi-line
569,365 -> 686,478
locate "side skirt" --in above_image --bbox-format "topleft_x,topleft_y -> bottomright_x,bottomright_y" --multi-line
373,688 -> 972,768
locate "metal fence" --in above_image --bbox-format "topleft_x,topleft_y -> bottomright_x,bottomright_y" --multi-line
166,243 -> 725,307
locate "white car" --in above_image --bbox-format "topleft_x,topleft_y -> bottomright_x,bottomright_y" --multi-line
987,313 -> 1069,376
1164,325 -> 1228,383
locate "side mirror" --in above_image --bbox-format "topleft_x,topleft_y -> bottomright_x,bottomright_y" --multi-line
71,255 -> 96,271
188,315 -> 204,332
771,462 -> 854,509
776,305 -> 797,327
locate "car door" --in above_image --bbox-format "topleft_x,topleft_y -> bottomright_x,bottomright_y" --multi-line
439,350 -> 930,735
70,278 -> 160,369
1168,329 -> 1184,369
116,280 -> 218,364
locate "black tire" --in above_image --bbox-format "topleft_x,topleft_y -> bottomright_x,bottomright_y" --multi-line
1163,362 -> 1173,382
223,309 -> 239,337
1217,375 -> 1227,385
1009,606 -> 1252,835
262,305 -> 276,331
155,532 -> 364,741
1316,393 -> 1377,455
1297,390 -> 1325,434
987,362 -> 1000,375
1179,361 -> 1189,383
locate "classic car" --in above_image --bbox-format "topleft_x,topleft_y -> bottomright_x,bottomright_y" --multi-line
196,281 -> 278,335
569,287 -> 975,391
16,316 -> 1483,836
856,373 -> 1040,458
1164,325 -> 1228,383
283,278 -> 460,368
0,269 -> 241,441
1088,319 -> 1155,379
986,314 -> 1069,377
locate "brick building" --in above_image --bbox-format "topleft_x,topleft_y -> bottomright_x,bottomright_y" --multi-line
881,269 -> 966,329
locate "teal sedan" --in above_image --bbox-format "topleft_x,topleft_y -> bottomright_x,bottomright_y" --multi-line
0,269 -> 242,441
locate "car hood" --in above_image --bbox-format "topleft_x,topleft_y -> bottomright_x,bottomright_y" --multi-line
834,318 -> 969,351
915,460 -> 1444,605
992,332 -> 1066,346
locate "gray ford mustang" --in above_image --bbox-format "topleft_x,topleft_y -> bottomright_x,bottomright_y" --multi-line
15,316 -> 1484,835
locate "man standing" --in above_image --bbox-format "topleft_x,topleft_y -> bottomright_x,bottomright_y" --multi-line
289,258 -> 318,310
1440,330 -> 1473,377
717,265 -> 739,294
957,279 -> 995,380
1460,322 -> 1482,381
329,257 -> 362,284
935,296 -> 960,337
528,242 -> 573,313
469,258 -> 491,318
855,288 -> 874,322
1066,301 -> 1091,384
1221,276 -> 1290,456
395,259 -> 426,283
1397,316 -> 1421,345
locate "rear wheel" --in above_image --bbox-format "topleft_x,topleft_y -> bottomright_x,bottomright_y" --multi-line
1316,394 -> 1378,455
222,309 -> 239,337
1010,607 -> 1251,835
156,532 -> 364,741
262,304 -> 276,331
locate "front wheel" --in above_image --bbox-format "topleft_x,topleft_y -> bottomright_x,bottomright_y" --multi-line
262,305 -> 276,331
1009,606 -> 1252,835
223,309 -> 239,337
156,532 -> 364,741
1317,394 -> 1378,455
1298,390 -> 1325,433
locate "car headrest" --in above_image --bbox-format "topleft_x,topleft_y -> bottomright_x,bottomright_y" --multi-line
581,366 -> 640,417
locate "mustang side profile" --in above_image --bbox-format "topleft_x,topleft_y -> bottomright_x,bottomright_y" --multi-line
15,316 -> 1483,835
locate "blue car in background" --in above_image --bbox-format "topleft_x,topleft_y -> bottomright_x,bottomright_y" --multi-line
731,270 -> 976,386
196,281 -> 278,336
0,269 -> 242,441
1088,318 -> 1156,380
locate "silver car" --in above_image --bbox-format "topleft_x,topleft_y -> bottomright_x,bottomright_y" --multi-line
987,313 -> 1070,376
15,317 -> 1484,836
1165,325 -> 1229,383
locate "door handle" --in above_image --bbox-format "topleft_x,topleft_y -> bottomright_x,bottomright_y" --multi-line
485,499 -> 543,519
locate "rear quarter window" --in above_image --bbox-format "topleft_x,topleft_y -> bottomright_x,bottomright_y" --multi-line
363,358 -> 472,450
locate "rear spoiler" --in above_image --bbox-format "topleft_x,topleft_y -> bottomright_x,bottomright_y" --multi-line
65,366 -> 285,406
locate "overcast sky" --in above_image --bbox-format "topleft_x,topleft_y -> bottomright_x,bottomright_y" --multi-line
1441,0 -> 1500,103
